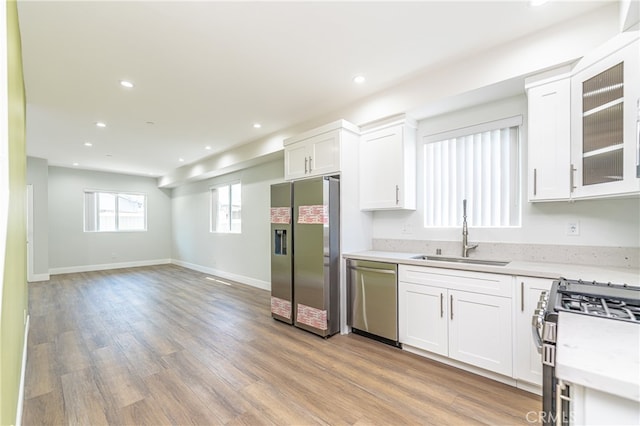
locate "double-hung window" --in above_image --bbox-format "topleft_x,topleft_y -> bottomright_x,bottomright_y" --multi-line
423,116 -> 521,228
84,190 -> 147,232
210,181 -> 242,233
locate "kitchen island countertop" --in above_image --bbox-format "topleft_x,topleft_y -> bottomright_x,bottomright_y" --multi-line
555,311 -> 640,402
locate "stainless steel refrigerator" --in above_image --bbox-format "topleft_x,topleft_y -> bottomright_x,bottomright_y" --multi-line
270,176 -> 340,337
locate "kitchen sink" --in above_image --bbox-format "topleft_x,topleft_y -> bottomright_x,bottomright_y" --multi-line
411,255 -> 510,267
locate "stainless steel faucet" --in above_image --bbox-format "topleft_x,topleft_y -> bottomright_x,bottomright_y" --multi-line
462,199 -> 478,257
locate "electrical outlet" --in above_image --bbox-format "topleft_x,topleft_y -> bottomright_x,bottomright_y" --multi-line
401,222 -> 412,235
567,222 -> 580,236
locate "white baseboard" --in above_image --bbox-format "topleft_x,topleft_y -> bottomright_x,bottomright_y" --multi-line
48,258 -> 172,275
516,379 -> 542,396
16,314 -> 29,426
27,273 -> 50,282
172,259 -> 271,291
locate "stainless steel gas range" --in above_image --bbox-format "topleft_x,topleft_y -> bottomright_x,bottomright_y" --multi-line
532,278 -> 640,425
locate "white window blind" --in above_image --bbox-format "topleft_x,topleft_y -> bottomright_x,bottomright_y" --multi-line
423,117 -> 521,228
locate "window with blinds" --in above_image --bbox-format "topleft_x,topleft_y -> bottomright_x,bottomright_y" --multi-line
423,117 -> 521,228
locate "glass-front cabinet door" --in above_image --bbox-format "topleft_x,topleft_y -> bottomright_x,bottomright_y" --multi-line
581,62 -> 624,186
571,35 -> 639,199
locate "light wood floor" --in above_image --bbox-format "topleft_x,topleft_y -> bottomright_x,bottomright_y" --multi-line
23,265 -> 541,425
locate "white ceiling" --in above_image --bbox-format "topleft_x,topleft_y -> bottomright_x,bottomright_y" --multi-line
18,0 -> 611,178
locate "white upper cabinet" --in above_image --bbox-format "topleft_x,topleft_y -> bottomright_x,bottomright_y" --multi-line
359,115 -> 416,210
284,120 -> 359,181
525,67 -> 572,202
285,140 -> 314,180
570,34 -> 640,199
525,33 -> 640,202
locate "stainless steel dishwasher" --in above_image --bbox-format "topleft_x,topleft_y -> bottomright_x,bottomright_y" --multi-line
347,259 -> 399,346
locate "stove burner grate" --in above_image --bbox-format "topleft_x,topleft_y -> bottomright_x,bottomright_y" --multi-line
558,293 -> 640,323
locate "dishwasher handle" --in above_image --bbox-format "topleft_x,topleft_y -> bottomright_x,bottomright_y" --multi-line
347,265 -> 396,275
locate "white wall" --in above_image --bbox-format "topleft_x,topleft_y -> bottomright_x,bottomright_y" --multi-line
26,157 -> 48,278
372,94 -> 640,248
48,166 -> 172,273
171,158 -> 283,289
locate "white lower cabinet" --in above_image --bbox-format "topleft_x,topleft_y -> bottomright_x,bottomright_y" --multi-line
448,289 -> 512,376
398,282 -> 447,356
514,277 -> 553,387
398,265 -> 513,377
569,383 -> 640,426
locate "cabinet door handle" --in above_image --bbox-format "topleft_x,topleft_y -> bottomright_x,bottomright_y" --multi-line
440,293 -> 444,318
450,295 -> 454,320
395,185 -> 400,204
521,281 -> 525,312
308,156 -> 313,172
533,169 -> 537,196
570,163 -> 576,193
304,157 -> 308,174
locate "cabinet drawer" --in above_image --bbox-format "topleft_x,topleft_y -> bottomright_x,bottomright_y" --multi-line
399,265 -> 513,298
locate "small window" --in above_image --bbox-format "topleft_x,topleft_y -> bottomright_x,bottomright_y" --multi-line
84,191 -> 146,232
211,182 -> 242,233
423,116 -> 521,228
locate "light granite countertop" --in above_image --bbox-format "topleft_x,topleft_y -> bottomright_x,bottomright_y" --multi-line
343,250 -> 640,286
555,311 -> 640,402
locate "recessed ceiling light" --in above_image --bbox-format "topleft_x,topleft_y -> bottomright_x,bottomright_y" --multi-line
96,122 -> 106,128
253,123 -> 262,129
205,146 -> 211,150
353,75 -> 366,84
120,80 -> 134,88
179,158 -> 185,162
84,142 -> 93,147
73,162 -> 79,166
